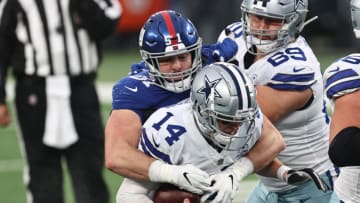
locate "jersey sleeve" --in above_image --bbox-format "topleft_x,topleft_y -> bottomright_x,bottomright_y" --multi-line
266,64 -> 316,91
323,54 -> 360,100
217,22 -> 244,43
111,73 -> 153,119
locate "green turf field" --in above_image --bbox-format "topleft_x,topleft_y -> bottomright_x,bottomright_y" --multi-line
0,50 -> 348,202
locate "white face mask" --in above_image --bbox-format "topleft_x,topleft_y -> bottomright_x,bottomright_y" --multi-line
162,75 -> 192,93
250,37 -> 279,54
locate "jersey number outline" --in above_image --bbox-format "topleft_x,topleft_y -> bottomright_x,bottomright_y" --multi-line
267,47 -> 307,67
152,112 -> 187,146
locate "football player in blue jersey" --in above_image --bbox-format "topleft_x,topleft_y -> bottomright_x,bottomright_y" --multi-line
105,10 -> 287,196
217,0 -> 340,202
116,62 -> 329,203
323,0 -> 360,201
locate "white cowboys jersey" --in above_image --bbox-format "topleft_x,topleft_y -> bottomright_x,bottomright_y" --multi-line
218,22 -> 333,191
116,100 -> 264,203
139,100 -> 263,175
323,53 -> 360,202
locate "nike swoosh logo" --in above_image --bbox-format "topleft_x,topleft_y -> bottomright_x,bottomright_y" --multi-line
183,172 -> 193,185
125,86 -> 138,92
293,67 -> 305,72
329,66 -> 340,73
229,174 -> 234,189
151,134 -> 160,148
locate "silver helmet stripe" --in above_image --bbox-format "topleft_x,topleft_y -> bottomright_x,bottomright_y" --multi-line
217,63 -> 251,110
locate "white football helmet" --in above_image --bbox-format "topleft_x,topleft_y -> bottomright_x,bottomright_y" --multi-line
351,0 -> 360,38
190,62 -> 258,151
241,0 -> 309,54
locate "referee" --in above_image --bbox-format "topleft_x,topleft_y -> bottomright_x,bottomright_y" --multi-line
0,1 -> 121,203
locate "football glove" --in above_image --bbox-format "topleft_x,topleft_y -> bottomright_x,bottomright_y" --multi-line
201,157 -> 253,203
149,160 -> 211,194
285,168 -> 330,192
201,38 -> 238,65
201,172 -> 235,203
129,61 -> 147,75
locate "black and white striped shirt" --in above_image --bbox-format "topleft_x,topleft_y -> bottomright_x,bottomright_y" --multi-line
0,0 -> 121,103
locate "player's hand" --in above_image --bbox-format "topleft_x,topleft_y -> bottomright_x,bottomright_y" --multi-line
201,172 -> 238,203
129,61 -> 147,75
149,160 -> 212,194
0,104 -> 10,127
285,168 -> 330,192
201,38 -> 238,65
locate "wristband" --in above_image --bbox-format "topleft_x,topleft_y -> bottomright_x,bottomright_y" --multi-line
148,160 -> 172,183
277,165 -> 291,182
231,157 -> 254,181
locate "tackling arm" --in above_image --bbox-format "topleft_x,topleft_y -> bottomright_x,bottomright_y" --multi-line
245,115 -> 285,172
105,109 -> 155,181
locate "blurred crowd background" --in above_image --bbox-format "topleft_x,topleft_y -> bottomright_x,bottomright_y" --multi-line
107,0 -> 358,53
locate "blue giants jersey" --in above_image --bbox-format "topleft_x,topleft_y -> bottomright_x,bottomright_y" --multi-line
111,70 -> 190,123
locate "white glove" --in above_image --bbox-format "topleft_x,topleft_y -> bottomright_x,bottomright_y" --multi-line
201,172 -> 234,203
149,160 -> 211,194
278,165 -> 330,192
201,157 -> 254,203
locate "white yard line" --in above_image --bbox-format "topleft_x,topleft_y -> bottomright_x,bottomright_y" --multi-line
0,159 -> 24,172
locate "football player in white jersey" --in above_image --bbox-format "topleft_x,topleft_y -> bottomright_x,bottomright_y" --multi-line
105,10 -> 287,197
323,0 -> 360,202
116,62 -> 330,203
217,0 -> 340,202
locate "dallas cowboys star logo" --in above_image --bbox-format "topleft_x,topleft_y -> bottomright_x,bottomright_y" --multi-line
295,0 -> 305,9
197,75 -> 222,103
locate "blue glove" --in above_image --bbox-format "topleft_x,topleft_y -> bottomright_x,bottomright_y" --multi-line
201,38 -> 238,65
129,61 -> 148,75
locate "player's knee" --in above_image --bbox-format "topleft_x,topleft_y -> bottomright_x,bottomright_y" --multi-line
328,126 -> 360,167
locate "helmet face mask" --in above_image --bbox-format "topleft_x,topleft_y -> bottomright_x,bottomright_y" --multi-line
139,10 -> 202,93
241,0 -> 308,54
351,0 -> 360,39
190,62 -> 258,151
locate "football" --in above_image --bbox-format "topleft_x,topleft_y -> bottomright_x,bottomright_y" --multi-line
153,184 -> 201,203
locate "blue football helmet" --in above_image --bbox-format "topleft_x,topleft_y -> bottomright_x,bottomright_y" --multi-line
139,10 -> 202,93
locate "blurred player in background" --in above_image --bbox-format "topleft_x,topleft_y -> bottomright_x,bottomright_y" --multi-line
105,10 -> 286,196
323,0 -> 360,201
217,0 -> 340,202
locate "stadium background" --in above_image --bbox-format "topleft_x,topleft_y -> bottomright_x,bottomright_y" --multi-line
0,0 -> 357,202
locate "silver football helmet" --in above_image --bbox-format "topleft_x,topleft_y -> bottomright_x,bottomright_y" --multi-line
351,0 -> 360,38
241,0 -> 309,54
190,62 -> 258,151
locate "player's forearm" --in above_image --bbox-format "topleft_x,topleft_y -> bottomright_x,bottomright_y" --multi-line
105,140 -> 155,181
255,158 -> 283,178
246,117 -> 285,172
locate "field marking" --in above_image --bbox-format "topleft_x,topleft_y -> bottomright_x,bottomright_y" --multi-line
0,159 -> 23,172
